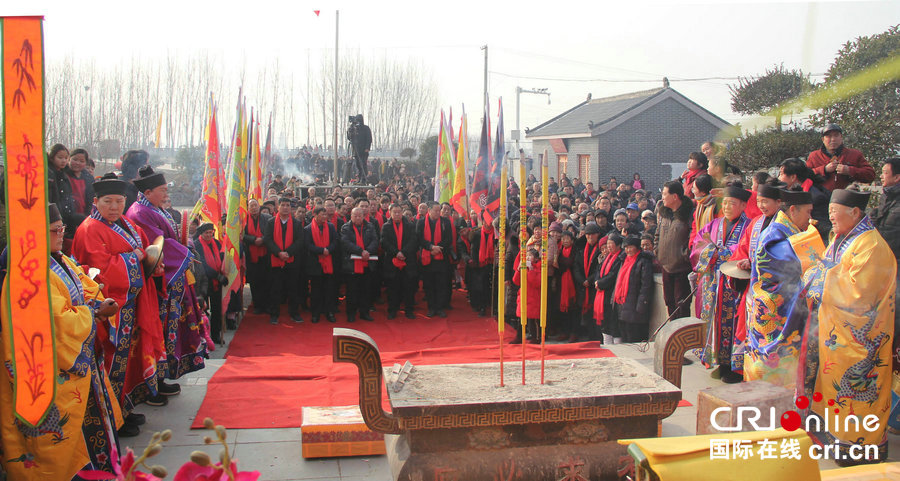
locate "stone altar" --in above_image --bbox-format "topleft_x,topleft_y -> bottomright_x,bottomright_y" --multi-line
333,328 -> 682,481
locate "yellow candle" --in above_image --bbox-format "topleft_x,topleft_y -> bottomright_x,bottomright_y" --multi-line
540,151 -> 549,330
498,165 -> 507,333
519,161 -> 528,333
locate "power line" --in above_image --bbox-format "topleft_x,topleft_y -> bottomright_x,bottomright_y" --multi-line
489,70 -> 827,83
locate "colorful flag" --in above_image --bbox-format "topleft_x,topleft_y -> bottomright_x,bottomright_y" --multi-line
450,108 -> 469,216
2,16 -> 55,428
434,110 -> 455,203
469,102 -> 491,217
485,97 -> 505,220
222,94 -> 247,313
193,97 -> 223,238
250,113 -> 263,200
263,114 -> 273,192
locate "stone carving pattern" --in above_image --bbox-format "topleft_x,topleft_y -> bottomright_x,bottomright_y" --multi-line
400,400 -> 678,430
662,323 -> 703,388
332,332 -> 402,434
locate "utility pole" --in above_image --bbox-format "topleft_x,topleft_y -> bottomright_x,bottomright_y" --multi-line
333,10 -> 340,185
481,45 -> 488,113
514,87 -> 550,175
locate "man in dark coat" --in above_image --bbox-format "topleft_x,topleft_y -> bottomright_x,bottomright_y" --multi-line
341,207 -> 379,322
871,157 -> 900,393
574,222 -> 603,341
305,205 -> 339,323
654,181 -> 695,320
264,198 -> 304,324
467,214 -> 496,317
417,201 -> 452,317
243,199 -> 272,314
381,203 -> 418,319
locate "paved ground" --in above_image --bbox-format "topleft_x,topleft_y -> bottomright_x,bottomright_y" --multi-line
126,314 -> 898,480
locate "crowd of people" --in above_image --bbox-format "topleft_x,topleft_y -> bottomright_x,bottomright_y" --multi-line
1,122 -> 898,479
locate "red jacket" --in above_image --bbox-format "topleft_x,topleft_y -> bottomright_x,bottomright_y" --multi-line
513,259 -> 542,319
806,146 -> 874,191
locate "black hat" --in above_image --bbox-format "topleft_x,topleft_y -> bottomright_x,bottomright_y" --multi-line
583,222 -> 602,235
607,232 -> 624,246
780,187 -> 812,207
48,203 -> 61,224
94,172 -> 128,197
197,223 -> 215,234
623,235 -> 641,248
830,188 -> 870,211
757,181 -> 784,201
133,165 -> 166,192
724,184 -> 752,202
822,124 -> 842,135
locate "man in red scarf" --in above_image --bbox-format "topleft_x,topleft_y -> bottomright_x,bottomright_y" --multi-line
242,199 -> 272,315
341,207 -> 379,322
305,205 -> 339,323
468,213 -> 496,317
264,198 -> 304,324
381,203 -> 418,319
195,223 -> 226,342
417,201 -> 452,317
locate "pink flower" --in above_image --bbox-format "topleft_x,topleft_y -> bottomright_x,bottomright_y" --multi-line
77,443 -> 162,481
173,461 -> 260,481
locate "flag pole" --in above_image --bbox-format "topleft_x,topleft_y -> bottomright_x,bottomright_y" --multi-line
520,160 -> 528,385
498,163 -> 507,387
540,149 -> 549,384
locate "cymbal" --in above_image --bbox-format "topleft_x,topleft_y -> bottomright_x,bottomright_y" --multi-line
721,260 -> 750,279
143,236 -> 165,273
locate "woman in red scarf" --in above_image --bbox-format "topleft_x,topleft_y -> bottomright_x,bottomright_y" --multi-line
594,233 -> 625,344
554,231 -> 581,343
511,249 -> 542,344
681,151 -> 709,200
613,235 -> 655,343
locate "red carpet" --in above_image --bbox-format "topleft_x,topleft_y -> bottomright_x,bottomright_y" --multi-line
193,291 -> 615,429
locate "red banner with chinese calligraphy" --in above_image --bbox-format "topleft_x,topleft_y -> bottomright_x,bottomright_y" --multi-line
2,16 -> 55,428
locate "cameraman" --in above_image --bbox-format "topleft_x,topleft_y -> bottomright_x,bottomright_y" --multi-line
347,114 -> 372,183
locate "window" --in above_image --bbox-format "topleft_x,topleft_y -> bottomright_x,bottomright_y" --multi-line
558,154 -> 568,178
578,154 -> 590,182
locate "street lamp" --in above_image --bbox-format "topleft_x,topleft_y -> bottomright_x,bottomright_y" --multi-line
514,87 -> 550,175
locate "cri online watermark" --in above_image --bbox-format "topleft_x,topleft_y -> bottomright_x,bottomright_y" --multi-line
708,392 -> 881,461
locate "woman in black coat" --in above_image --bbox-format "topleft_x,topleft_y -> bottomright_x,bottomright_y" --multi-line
613,235 -> 655,343
594,233 -> 625,344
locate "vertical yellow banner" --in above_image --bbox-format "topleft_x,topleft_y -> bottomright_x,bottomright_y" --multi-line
2,16 -> 55,427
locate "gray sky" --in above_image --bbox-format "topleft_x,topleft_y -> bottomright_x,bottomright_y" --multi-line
6,0 -> 900,148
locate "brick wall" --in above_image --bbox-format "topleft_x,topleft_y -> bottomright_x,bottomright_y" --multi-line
597,97 -> 723,193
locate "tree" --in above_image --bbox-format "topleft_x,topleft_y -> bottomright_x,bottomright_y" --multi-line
811,24 -> 900,166
400,147 -> 416,160
416,135 -> 438,174
728,64 -> 814,130
720,126 -> 821,172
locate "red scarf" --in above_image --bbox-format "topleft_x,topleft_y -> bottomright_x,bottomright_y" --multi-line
328,212 -> 340,227
421,216 -> 443,266
311,219 -> 333,274
68,173 -> 86,214
593,250 -> 620,322
271,216 -> 295,267
353,223 -> 366,274
559,245 -> 575,312
391,220 -> 406,270
614,252 -> 640,305
247,215 -> 267,263
479,227 -> 495,267
200,238 -> 222,274
582,241 -> 600,313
